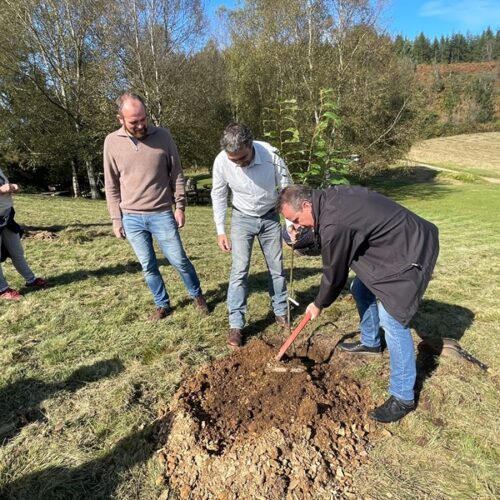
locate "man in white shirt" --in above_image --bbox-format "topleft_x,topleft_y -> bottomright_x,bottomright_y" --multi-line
211,123 -> 292,347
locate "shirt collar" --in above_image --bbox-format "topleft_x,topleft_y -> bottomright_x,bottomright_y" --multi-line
116,125 -> 158,139
251,143 -> 263,166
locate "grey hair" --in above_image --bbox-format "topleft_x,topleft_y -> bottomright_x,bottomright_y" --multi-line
277,185 -> 313,212
220,123 -> 253,153
116,93 -> 146,116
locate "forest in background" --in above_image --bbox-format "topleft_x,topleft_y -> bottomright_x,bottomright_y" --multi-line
394,28 -> 499,64
0,0 -> 498,196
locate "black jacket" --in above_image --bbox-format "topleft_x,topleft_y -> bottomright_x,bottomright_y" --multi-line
0,208 -> 23,263
313,186 -> 439,326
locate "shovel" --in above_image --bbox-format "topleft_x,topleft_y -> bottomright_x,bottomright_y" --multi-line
275,311 -> 312,362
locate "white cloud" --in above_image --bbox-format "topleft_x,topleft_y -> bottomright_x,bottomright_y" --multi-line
419,0 -> 500,30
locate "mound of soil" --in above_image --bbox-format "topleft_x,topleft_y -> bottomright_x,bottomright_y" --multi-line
157,337 -> 379,499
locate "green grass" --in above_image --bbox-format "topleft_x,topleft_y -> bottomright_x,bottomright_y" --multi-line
0,164 -> 499,498
185,168 -> 212,188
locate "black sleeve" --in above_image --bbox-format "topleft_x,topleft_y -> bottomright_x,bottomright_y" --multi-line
314,224 -> 354,309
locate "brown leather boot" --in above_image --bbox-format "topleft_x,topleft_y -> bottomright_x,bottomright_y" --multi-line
193,295 -> 209,315
275,315 -> 290,330
148,306 -> 171,321
227,328 -> 243,347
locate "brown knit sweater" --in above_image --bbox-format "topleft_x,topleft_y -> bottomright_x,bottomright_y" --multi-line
103,125 -> 186,229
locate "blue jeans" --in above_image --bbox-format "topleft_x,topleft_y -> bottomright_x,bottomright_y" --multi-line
122,211 -> 202,308
0,228 -> 35,292
228,210 -> 287,329
351,277 -> 416,402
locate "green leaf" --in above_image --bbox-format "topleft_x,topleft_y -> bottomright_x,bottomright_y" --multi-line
313,150 -> 327,158
329,177 -> 350,185
322,111 -> 339,121
316,121 -> 328,131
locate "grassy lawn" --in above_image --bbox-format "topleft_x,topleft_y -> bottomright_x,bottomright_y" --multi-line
407,132 -> 500,179
185,170 -> 211,188
0,163 -> 499,497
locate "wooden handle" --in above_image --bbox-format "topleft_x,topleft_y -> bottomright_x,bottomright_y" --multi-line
275,311 -> 312,362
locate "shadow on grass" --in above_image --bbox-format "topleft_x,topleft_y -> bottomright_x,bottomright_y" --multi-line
354,165 -> 454,202
176,266 -> 324,339
411,299 -> 475,402
244,273 -> 351,342
0,414 -> 173,500
22,222 -> 111,234
0,359 -> 124,446
33,261 -> 142,288
40,256 -> 201,289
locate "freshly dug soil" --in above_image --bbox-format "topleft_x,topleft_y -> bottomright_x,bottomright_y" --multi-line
157,336 -> 378,499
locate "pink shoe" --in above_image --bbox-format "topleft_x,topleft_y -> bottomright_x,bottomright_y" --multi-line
26,277 -> 47,288
0,288 -> 23,300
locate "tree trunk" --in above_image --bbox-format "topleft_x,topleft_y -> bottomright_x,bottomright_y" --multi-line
71,158 -> 81,198
85,159 -> 101,199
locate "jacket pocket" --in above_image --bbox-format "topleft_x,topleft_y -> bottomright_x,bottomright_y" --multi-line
368,262 -> 422,282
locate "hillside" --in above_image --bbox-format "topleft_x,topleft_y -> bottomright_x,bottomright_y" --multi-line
415,62 -> 499,136
407,132 -> 500,179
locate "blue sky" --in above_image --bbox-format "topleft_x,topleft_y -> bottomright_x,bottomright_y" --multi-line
207,0 -> 500,40
384,0 -> 500,39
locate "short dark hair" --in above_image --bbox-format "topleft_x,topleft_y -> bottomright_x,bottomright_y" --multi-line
220,122 -> 253,153
116,93 -> 146,116
277,185 -> 313,212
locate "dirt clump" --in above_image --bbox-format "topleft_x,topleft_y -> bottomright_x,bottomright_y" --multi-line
23,230 -> 58,240
157,337 -> 378,499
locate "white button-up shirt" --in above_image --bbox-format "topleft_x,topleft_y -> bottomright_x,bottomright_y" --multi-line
211,141 -> 292,235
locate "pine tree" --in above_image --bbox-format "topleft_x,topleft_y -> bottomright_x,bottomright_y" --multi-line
413,32 -> 432,63
431,37 -> 440,63
449,33 -> 470,62
440,35 -> 449,63
494,29 -> 500,60
482,27 -> 495,61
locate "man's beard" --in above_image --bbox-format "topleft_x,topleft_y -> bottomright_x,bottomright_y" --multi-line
125,125 -> 147,139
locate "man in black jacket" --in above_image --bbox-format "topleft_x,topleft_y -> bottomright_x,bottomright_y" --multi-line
278,185 -> 439,423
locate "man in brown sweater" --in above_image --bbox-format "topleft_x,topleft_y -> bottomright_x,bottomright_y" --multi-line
103,93 -> 208,319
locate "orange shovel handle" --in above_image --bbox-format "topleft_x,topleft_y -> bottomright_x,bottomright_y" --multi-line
275,311 -> 312,361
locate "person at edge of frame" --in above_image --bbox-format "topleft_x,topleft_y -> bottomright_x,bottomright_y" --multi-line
0,168 -> 47,300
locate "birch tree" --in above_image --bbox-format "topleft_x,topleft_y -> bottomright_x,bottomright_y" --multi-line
222,0 -> 419,171
107,0 -> 205,127
0,0 -> 112,198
